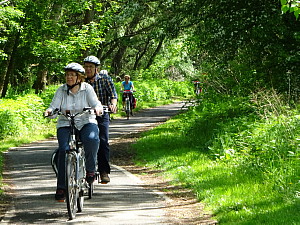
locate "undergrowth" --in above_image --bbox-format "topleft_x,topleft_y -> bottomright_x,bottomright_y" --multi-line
132,89 -> 300,224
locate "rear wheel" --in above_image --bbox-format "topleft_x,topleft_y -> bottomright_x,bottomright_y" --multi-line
77,190 -> 84,212
125,98 -> 130,120
66,153 -> 78,220
88,183 -> 94,199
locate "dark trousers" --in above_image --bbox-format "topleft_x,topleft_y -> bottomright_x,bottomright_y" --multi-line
96,113 -> 111,173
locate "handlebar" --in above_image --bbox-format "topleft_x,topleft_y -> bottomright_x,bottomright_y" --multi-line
45,106 -> 110,118
120,90 -> 135,93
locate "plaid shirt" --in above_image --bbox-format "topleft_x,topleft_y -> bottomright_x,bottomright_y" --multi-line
87,73 -> 118,106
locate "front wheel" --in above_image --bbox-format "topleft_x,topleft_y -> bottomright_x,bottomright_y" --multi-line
66,152 -> 78,220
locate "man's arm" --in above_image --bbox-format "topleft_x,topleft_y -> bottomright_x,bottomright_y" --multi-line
105,75 -> 118,113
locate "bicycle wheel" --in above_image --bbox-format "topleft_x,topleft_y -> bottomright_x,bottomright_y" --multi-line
66,152 -> 78,220
77,189 -> 84,212
88,183 -> 94,199
126,99 -> 130,120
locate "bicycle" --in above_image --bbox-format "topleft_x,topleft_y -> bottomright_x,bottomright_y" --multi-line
121,90 -> 135,120
192,81 -> 202,95
49,107 -> 96,220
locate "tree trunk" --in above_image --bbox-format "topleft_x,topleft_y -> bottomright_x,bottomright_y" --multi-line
33,66 -> 48,94
133,38 -> 151,70
146,35 -> 165,69
1,30 -> 21,97
111,45 -> 127,75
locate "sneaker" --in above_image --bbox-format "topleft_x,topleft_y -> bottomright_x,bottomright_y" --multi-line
55,189 -> 65,202
100,171 -> 110,183
86,171 -> 95,184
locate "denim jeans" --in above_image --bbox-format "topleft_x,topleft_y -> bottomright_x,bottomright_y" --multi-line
56,123 -> 99,190
96,113 -> 110,173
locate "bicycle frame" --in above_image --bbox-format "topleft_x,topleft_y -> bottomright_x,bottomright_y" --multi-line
121,90 -> 134,120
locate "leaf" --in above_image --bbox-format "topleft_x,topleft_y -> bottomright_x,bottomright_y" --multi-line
280,0 -> 287,5
281,5 -> 289,13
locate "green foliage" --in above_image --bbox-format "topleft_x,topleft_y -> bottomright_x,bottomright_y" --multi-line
133,90 -> 300,224
281,0 -> 300,19
132,79 -> 193,102
0,94 -> 48,139
0,6 -> 24,59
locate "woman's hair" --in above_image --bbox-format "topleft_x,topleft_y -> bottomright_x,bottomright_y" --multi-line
77,72 -> 86,82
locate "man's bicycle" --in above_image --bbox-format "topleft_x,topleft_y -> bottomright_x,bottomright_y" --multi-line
49,108 -> 96,220
121,90 -> 135,120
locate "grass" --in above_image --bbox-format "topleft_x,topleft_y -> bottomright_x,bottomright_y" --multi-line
132,94 -> 300,224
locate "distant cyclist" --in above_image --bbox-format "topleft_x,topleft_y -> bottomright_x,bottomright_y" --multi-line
192,80 -> 202,95
120,75 -> 135,109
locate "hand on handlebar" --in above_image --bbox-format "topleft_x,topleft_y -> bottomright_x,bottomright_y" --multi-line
108,104 -> 117,113
44,109 -> 51,117
94,106 -> 103,116
44,108 -> 59,119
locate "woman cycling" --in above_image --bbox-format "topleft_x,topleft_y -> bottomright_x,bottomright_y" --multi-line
120,75 -> 135,109
44,63 -> 103,201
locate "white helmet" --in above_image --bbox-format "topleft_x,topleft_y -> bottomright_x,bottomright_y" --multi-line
64,63 -> 85,74
83,56 -> 100,66
100,70 -> 108,75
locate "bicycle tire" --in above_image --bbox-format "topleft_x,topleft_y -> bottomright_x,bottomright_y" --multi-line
126,98 -> 130,120
77,190 -> 84,212
50,150 -> 58,177
88,183 -> 94,199
66,152 -> 78,220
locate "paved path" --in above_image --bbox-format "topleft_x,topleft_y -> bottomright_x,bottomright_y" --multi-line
1,102 -> 185,224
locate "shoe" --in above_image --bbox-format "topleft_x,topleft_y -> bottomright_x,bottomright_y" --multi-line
86,171 -> 95,184
100,171 -> 110,183
55,189 -> 65,202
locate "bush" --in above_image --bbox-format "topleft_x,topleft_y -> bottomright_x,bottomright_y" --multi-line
0,94 -> 45,139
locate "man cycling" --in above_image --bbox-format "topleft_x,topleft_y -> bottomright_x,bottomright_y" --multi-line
83,56 -> 118,184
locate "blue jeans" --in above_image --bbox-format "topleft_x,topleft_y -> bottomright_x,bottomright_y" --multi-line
56,123 -> 99,190
96,113 -> 110,173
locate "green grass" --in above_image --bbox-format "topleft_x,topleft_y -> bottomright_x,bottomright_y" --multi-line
132,95 -> 300,224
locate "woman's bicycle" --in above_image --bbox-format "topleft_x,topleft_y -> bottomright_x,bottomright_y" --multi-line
121,90 -> 135,120
49,108 -> 96,220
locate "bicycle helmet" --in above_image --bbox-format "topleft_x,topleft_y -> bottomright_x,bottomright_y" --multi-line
64,63 -> 85,74
100,70 -> 108,75
83,56 -> 100,66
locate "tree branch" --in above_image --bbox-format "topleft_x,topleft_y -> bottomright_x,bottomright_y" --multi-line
0,0 -> 10,5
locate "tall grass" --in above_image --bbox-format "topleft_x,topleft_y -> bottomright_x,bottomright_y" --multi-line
132,90 -> 300,224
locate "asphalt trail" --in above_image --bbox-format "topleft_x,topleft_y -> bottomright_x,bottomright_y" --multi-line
1,102 -> 185,224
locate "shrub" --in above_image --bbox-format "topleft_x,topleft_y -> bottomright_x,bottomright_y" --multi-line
0,94 -> 45,139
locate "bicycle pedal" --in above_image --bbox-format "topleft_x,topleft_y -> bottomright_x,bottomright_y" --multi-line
56,199 -> 65,203
101,181 -> 109,184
